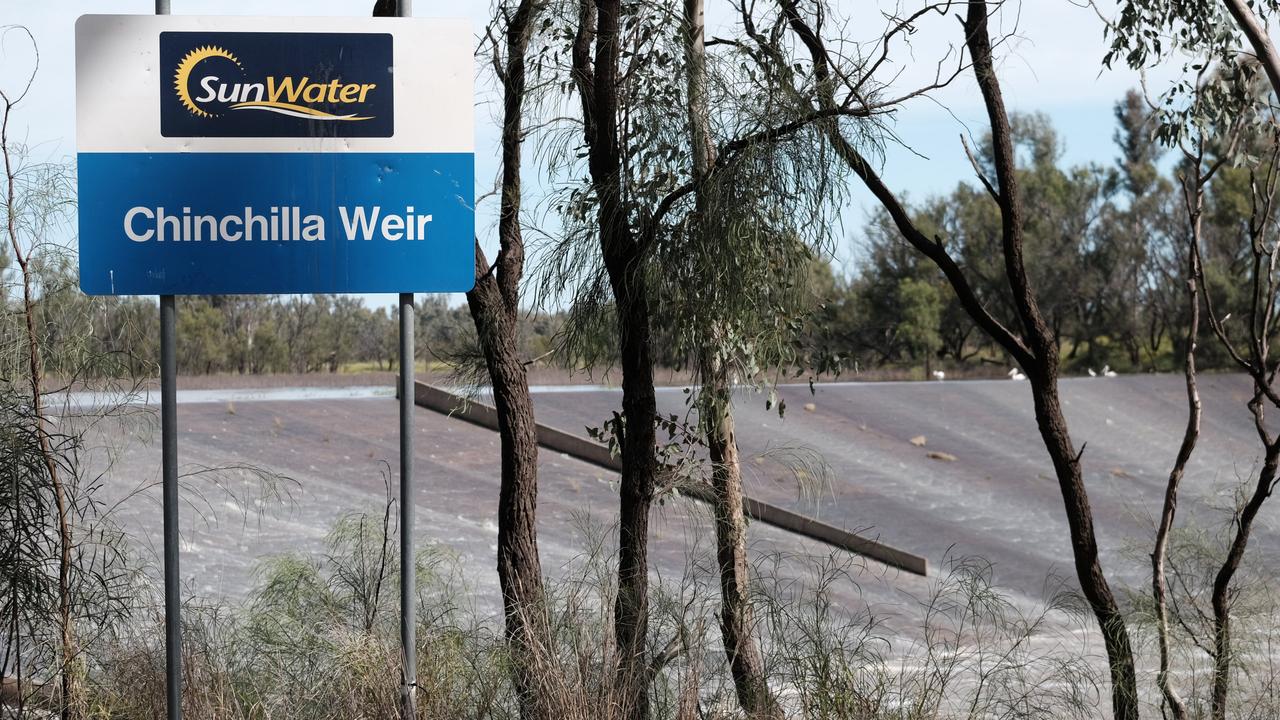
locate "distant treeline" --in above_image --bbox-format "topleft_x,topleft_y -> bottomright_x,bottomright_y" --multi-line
0,263 -> 561,377
808,94 -> 1252,376
0,93 -> 1258,379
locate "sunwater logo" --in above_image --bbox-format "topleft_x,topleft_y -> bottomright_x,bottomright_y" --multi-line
160,32 -> 394,138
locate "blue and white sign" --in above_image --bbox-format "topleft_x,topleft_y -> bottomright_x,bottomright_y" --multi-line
75,15 -> 474,296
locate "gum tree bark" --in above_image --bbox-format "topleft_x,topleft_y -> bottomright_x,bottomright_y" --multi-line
1188,127 -> 1280,720
699,370 -> 780,716
1202,12 -> 1280,717
1209,448 -> 1279,720
571,2 -> 661,715
1150,148 -> 1214,720
453,0 -> 555,717
778,3 -> 1140,717
683,0 -> 780,714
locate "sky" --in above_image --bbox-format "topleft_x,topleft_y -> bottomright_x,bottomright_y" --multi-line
1,0 -> 1172,306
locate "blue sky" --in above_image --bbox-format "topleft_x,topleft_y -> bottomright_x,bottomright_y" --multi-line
2,0 -> 1167,306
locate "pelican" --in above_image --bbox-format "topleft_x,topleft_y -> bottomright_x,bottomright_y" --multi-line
932,370 -> 946,381
1087,368 -> 1097,377
1008,368 -> 1026,381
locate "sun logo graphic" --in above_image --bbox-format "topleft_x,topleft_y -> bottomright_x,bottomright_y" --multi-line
172,44 -> 378,121
173,46 -> 241,118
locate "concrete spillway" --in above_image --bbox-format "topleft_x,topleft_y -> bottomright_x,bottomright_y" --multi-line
82,373 -> 1277,638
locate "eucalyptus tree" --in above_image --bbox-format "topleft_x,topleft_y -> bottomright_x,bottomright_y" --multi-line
379,0 -> 559,715
1195,116 -> 1280,720
744,2 -> 1143,716
557,1 -> 755,710
1147,84 -> 1238,720
1109,3 -> 1280,717
545,0 -> 881,713
541,2 -> 670,713
667,0 -> 840,712
459,0 -> 563,716
679,0 -> 780,712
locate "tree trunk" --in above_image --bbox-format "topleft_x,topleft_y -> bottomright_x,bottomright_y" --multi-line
1151,282 -> 1197,720
458,0 -> 555,716
955,8 -> 1144,716
777,4 -> 1139,717
1151,168 -> 1207,720
682,0 -> 778,712
1205,8 -> 1280,716
467,254 -> 552,718
1026,375 -> 1138,720
611,294 -> 659,720
1222,0 -> 1280,101
1210,444 -> 1279,720
571,0 -> 661,715
700,357 -> 780,718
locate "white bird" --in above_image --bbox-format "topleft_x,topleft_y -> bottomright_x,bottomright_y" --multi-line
1087,368 -> 1097,377
1104,367 -> 1118,378
1007,368 -> 1027,381
932,370 -> 946,381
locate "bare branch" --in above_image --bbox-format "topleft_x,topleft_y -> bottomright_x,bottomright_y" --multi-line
960,133 -> 999,203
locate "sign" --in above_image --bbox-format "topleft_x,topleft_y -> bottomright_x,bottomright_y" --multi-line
75,15 -> 474,295
159,32 -> 395,138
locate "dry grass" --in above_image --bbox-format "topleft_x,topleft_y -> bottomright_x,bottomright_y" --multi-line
6,509 -> 1278,719
64,516 -> 1104,720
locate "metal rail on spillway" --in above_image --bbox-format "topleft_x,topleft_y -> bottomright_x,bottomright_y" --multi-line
406,382 -> 928,576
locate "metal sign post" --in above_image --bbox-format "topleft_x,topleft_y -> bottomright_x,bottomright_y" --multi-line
399,291 -> 416,716
153,6 -> 182,720
159,292 -> 181,720
74,7 -> 470,720
391,0 -> 417,712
